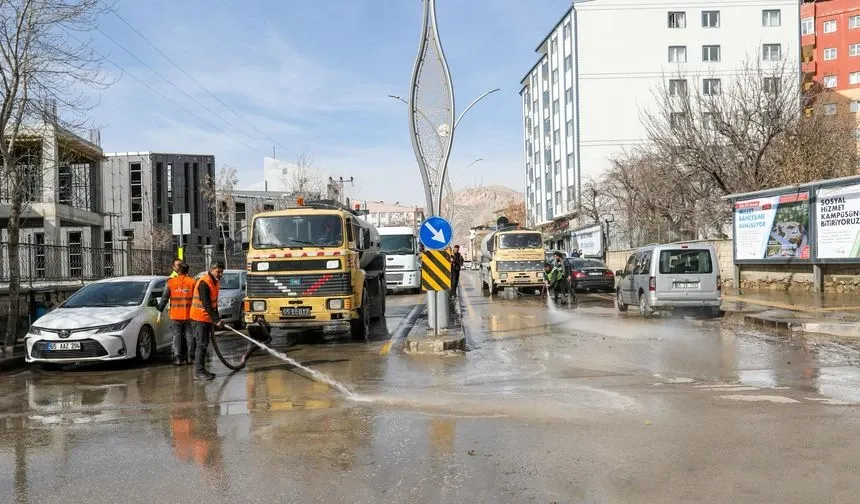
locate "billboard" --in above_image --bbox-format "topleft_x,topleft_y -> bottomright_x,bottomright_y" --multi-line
816,183 -> 860,259
734,192 -> 810,261
571,224 -> 603,257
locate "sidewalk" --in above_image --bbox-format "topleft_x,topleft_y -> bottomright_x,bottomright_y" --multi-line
0,347 -> 27,372
722,291 -> 860,338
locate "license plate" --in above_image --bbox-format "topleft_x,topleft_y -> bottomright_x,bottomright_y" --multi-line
289,278 -> 301,286
589,272 -> 602,276
281,307 -> 311,317
675,282 -> 699,289
48,342 -> 81,351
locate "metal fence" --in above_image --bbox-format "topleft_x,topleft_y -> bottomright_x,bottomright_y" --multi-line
0,242 -> 247,285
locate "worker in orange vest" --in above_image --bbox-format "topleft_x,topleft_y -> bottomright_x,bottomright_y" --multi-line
157,262 -> 196,366
190,260 -> 225,381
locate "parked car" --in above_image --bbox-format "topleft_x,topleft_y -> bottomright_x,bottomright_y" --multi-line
566,257 -> 615,292
25,276 -> 170,367
615,242 -> 721,317
194,269 -> 246,328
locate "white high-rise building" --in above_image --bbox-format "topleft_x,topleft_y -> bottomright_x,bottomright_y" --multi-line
521,0 -> 799,233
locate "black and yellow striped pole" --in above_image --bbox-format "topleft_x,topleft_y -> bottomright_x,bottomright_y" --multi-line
421,250 -> 452,292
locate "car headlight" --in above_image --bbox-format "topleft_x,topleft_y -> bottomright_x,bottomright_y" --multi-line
251,300 -> 266,312
218,297 -> 236,307
326,299 -> 344,310
96,319 -> 133,334
29,326 -> 42,335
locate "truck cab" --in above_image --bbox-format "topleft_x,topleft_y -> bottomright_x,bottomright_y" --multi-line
480,227 -> 545,295
378,226 -> 420,293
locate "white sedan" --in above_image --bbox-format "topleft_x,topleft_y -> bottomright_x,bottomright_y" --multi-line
25,276 -> 172,367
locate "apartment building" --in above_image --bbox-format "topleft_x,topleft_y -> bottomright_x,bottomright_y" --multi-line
801,0 -> 860,112
355,201 -> 425,231
101,152 -> 219,253
521,0 -> 799,236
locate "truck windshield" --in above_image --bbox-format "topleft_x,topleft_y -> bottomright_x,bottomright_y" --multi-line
498,233 -> 542,249
252,215 -> 344,248
381,234 -> 415,254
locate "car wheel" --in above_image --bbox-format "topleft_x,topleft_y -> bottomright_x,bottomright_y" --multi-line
350,287 -> 370,342
135,325 -> 156,363
616,288 -> 628,312
638,292 -> 652,318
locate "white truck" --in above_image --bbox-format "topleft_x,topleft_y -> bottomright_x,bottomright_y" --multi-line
378,226 -> 421,293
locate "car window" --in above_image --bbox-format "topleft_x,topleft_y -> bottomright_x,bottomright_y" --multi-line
624,254 -> 637,274
572,259 -> 605,269
634,252 -> 651,275
659,249 -> 713,274
63,282 -> 149,308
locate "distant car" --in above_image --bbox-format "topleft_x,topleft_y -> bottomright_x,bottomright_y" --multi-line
25,276 -> 171,367
566,258 -> 615,292
194,269 -> 246,328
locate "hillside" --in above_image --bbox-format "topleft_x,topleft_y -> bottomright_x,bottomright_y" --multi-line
442,185 -> 524,258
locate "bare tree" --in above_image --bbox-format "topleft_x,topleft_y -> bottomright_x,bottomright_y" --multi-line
201,165 -> 239,268
284,152 -> 325,201
1,0 -> 113,349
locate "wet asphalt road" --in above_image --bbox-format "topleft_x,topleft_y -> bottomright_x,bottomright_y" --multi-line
4,272 -> 860,503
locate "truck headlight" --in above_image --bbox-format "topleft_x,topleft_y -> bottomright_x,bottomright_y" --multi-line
251,300 -> 266,312
500,272 -> 508,279
326,299 -> 344,310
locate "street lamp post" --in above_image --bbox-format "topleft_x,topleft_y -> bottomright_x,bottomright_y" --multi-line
603,213 -> 615,260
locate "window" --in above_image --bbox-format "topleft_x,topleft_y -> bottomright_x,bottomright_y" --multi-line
702,10 -> 719,28
553,129 -> 560,145
669,79 -> 688,96
183,162 -> 190,213
68,231 -> 82,278
130,162 -> 143,222
565,87 -> 573,104
566,119 -> 573,137
670,112 -> 687,129
541,62 -> 549,83
543,118 -> 550,135
851,101 -> 860,113
823,20 -> 836,33
762,9 -> 780,27
552,69 -> 558,84
567,153 -> 574,171
668,11 -> 686,28
824,75 -> 837,88
193,162 -> 200,229
703,78 -> 721,96
762,44 -> 781,61
551,37 -> 558,55
850,72 -> 860,85
824,104 -> 837,116
702,45 -> 720,62
763,77 -> 780,94
543,90 -> 549,107
824,48 -> 837,61
554,160 -> 560,175
850,43 -> 860,57
552,99 -> 559,115
103,230 -> 114,277
659,250 -> 712,274
555,190 -> 562,203
235,202 -> 246,223
668,46 -> 687,63
564,55 -> 572,72
563,23 -> 571,40
154,161 -> 163,224
851,15 -> 860,29
801,18 -> 814,35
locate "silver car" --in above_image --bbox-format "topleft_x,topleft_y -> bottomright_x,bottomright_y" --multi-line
615,243 -> 721,317
196,269 -> 246,328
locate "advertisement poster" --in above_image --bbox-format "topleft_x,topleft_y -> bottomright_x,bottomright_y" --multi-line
816,183 -> 860,259
734,192 -> 810,261
571,225 -> 603,257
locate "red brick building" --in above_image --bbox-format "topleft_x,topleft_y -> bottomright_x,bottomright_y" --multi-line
801,0 -> 860,111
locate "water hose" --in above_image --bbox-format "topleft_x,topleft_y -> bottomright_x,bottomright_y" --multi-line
210,323 -> 272,372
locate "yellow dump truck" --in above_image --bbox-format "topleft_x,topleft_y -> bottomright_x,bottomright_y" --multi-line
243,199 -> 386,340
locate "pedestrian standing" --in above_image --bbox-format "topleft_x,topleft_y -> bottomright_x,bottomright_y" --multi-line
157,262 -> 196,366
450,244 -> 464,295
169,258 -> 182,279
189,261 -> 225,381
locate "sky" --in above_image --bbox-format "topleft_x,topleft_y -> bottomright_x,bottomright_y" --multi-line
90,0 -> 568,206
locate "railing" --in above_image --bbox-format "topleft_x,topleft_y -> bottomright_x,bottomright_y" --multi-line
0,242 -> 247,286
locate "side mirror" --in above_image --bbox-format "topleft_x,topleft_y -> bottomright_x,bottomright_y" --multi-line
615,270 -> 624,277
358,229 -> 367,249
148,296 -> 159,307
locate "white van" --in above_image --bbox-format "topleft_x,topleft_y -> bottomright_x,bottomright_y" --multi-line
615,242 -> 721,317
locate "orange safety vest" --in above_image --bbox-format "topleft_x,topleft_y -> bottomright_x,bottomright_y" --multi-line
166,275 -> 196,321
190,274 -> 220,323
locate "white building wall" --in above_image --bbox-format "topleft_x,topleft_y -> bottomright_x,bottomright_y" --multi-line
523,0 -> 799,227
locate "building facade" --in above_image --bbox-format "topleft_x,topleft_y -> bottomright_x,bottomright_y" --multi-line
355,201 -> 425,232
521,0 -> 799,233
101,152 -> 219,254
801,0 -> 860,110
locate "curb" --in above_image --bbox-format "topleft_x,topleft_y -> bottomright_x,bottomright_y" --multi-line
404,290 -> 467,355
794,322 -> 860,338
0,355 -> 26,373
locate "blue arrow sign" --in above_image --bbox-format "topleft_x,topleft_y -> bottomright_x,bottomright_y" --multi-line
419,216 -> 453,250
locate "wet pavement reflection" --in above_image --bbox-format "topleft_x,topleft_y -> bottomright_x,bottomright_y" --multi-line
4,282 -> 860,502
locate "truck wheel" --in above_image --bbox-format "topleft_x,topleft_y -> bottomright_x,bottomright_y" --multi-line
373,278 -> 386,320
351,287 -> 370,341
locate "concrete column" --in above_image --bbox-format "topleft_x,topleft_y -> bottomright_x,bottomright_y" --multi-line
733,264 -> 741,294
122,238 -> 132,276
41,125 -> 58,203
813,264 -> 824,293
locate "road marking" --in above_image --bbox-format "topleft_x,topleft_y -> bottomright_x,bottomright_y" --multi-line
717,395 -> 799,404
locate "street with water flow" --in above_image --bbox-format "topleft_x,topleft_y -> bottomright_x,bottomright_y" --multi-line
3,272 -> 860,503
